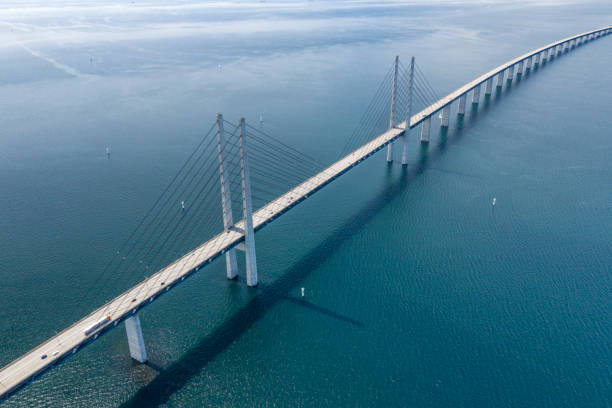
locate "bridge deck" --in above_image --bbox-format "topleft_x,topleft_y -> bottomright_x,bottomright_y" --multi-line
0,124 -> 406,400
1,24 -> 610,402
408,25 -> 611,128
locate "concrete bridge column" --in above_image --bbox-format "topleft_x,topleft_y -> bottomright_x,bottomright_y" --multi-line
534,53 -> 540,66
484,78 -> 493,95
496,71 -> 504,88
540,50 -> 547,63
386,56 -> 399,162
516,61 -> 523,76
216,113 -> 239,280
526,57 -> 532,71
402,56 -> 415,165
238,118 -> 258,287
472,84 -> 480,104
457,94 -> 466,115
507,64 -> 514,81
440,105 -> 450,127
125,314 -> 147,363
420,117 -> 431,143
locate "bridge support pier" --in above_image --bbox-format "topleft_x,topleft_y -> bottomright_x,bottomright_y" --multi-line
420,117 -> 430,143
217,113 -> 239,280
457,95 -> 466,115
496,71 -> 504,88
506,65 -> 514,82
472,84 -> 480,104
526,57 -> 532,71
484,78 -> 492,95
440,105 -> 450,127
516,61 -> 523,77
125,314 -> 147,363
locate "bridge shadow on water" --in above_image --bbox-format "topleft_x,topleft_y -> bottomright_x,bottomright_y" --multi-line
121,63 -> 540,407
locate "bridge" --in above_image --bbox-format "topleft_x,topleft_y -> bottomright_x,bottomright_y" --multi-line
1,25 -> 610,403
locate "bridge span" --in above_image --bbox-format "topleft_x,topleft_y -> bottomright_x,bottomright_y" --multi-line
0,25 -> 610,403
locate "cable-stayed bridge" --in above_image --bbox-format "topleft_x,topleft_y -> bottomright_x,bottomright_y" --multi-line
0,25 -> 610,403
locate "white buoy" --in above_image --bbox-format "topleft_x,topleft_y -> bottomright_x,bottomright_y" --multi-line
301,287 -> 305,297
181,200 -> 185,210
492,197 -> 496,207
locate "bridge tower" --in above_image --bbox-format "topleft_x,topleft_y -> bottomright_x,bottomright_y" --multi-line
401,56 -> 415,165
386,55 -> 399,162
216,114 -> 239,280
238,118 -> 258,286
216,114 -> 258,286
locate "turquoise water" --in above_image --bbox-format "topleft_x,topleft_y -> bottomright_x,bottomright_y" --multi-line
0,1 -> 611,406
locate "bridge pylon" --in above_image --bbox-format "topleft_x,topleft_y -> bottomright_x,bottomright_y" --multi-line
238,118 -> 258,287
216,114 -> 258,286
216,113 -> 239,280
386,55 -> 399,162
401,56 -> 415,165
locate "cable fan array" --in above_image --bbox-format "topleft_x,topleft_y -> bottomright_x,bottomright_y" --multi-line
76,56 -> 441,320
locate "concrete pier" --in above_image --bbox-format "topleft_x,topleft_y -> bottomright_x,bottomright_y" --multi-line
472,84 -> 480,104
440,105 -> 450,127
507,64 -> 514,81
420,117 -> 431,143
458,94 -> 466,115
485,78 -> 493,95
526,56 -> 532,70
125,315 -> 147,363
516,61 -> 523,76
496,71 -> 504,88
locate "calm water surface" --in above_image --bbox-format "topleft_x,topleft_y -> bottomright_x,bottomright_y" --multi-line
0,1 -> 611,406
